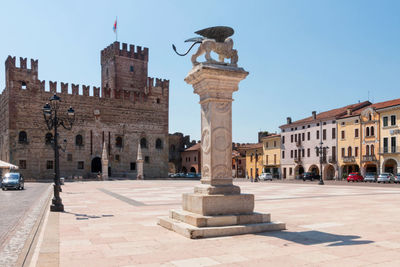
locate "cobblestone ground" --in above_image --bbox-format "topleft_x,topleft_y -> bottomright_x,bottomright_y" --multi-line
39,180 -> 400,266
0,183 -> 51,267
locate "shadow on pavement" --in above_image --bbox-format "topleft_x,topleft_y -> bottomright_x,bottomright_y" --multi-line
63,211 -> 114,220
257,230 -> 373,246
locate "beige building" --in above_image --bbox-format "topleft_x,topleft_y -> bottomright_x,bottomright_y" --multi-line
261,134 -> 281,178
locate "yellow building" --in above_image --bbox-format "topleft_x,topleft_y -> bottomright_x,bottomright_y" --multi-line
376,99 -> 400,175
337,110 -> 363,178
261,134 -> 281,178
243,143 -> 263,179
360,106 -> 380,175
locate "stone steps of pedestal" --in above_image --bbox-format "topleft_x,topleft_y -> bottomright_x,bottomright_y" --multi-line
158,216 -> 286,239
170,209 -> 271,227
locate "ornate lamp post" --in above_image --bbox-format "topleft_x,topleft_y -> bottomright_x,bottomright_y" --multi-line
315,141 -> 329,185
43,94 -> 75,212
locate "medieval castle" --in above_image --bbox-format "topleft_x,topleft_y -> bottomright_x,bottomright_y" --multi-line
0,41 -> 169,180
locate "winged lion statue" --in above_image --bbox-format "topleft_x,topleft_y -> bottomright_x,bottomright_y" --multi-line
173,26 -> 238,67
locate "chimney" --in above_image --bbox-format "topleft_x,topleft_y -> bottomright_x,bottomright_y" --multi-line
312,111 -> 317,120
347,108 -> 352,115
286,117 -> 292,124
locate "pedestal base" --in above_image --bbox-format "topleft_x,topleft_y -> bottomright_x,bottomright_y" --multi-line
183,193 -> 254,216
158,209 -> 285,239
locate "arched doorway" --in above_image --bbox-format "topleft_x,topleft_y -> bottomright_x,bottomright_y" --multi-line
190,167 -> 196,173
324,165 -> 335,180
91,157 -> 102,173
383,159 -> 397,174
309,165 -> 319,175
182,166 -> 187,173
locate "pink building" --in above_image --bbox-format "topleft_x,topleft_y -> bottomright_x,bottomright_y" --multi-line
181,143 -> 201,173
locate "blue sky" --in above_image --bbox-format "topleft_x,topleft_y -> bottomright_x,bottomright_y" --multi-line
0,0 -> 399,143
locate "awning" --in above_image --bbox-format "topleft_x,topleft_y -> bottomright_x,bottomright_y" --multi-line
0,160 -> 19,169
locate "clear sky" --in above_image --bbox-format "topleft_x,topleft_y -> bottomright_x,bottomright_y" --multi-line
0,0 -> 399,143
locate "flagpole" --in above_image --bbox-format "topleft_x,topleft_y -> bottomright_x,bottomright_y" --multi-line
116,16 -> 118,42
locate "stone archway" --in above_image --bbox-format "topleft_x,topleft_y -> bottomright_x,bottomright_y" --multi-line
190,167 -> 196,173
324,164 -> 335,180
309,165 -> 319,175
91,157 -> 102,173
383,158 -> 398,174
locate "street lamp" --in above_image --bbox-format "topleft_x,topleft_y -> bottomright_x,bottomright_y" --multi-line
43,93 -> 75,212
315,141 -> 329,185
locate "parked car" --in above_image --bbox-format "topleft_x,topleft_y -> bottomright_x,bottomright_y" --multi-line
260,172 -> 273,181
347,172 -> 364,182
302,172 -> 320,181
364,173 -> 377,183
1,172 -> 24,190
377,173 -> 395,183
186,172 -> 197,178
395,174 -> 400,184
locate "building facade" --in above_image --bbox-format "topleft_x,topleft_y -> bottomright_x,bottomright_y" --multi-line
261,134 -> 281,178
377,99 -> 400,175
0,42 -> 169,180
280,102 -> 370,179
181,143 -> 201,174
337,112 -> 363,178
243,143 -> 263,179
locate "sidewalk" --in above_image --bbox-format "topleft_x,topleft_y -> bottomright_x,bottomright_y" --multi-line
29,180 -> 400,266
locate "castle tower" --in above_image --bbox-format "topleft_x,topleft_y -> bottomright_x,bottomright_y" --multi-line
100,42 -> 149,96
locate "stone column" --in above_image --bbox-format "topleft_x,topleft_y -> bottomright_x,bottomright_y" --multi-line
159,63 -> 285,238
101,142 -> 108,180
136,143 -> 144,180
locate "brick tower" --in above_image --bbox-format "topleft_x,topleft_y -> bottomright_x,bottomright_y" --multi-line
101,42 -> 149,96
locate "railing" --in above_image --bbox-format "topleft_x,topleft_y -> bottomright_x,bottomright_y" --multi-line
380,146 -> 400,154
362,155 -> 377,162
294,157 -> 301,163
342,156 -> 355,163
328,156 -> 337,164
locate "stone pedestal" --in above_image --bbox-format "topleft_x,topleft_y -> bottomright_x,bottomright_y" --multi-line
158,63 -> 285,238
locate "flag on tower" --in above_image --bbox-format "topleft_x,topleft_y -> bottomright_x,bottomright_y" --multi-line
113,18 -> 117,33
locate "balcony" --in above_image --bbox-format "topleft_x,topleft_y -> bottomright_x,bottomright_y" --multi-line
343,156 -> 355,163
294,157 -> 302,163
379,146 -> 400,154
362,155 -> 377,162
296,140 -> 302,147
328,156 -> 337,164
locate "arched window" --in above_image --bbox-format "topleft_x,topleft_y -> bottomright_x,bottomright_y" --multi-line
366,145 -> 370,156
45,133 -> 53,145
155,138 -> 163,149
371,144 -> 375,155
366,127 -> 370,137
116,136 -> 123,148
75,134 -> 83,146
371,126 -> 375,136
18,131 -> 27,144
140,138 -> 147,148
348,146 -> 352,157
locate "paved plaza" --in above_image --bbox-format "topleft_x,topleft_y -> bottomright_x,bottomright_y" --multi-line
25,180 -> 400,266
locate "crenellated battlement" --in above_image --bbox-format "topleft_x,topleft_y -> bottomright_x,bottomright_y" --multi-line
101,41 -> 148,62
5,56 -> 38,72
147,77 -> 169,89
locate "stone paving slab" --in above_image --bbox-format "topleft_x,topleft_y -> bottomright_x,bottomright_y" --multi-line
29,180 -> 400,266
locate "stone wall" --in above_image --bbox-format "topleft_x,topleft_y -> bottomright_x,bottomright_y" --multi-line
0,42 -> 169,180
